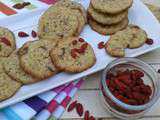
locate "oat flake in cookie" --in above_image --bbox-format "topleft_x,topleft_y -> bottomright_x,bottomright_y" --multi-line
0,27 -> 16,57
50,37 -> 96,73
18,40 -> 58,80
3,50 -> 38,84
91,0 -> 133,14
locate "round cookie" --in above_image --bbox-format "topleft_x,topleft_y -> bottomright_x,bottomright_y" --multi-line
18,40 -> 58,80
88,4 -> 128,25
38,6 -> 79,40
105,39 -> 125,57
128,25 -> 147,48
50,37 -> 96,73
55,0 -> 87,36
0,27 -> 16,57
88,17 -> 129,35
91,0 -> 133,14
3,50 -> 38,84
0,59 -> 21,101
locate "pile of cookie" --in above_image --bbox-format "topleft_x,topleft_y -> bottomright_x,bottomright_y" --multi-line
105,25 -> 148,57
87,0 -> 133,35
0,0 -> 96,101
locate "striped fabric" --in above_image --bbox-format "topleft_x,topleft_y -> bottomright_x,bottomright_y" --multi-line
33,80 -> 83,120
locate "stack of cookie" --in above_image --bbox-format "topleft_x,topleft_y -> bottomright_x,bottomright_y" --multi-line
38,0 -> 87,41
88,0 -> 133,35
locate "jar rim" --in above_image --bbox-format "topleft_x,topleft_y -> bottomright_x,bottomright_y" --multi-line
101,57 -> 160,111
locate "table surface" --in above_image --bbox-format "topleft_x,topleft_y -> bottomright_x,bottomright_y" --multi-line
60,0 -> 160,119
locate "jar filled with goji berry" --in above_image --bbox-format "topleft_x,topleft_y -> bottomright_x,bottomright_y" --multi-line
100,58 -> 160,120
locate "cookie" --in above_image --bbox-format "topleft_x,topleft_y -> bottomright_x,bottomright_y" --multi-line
146,4 -> 160,22
105,27 -> 133,57
128,25 -> 147,48
3,50 -> 38,84
38,6 -> 79,41
55,0 -> 87,36
88,17 -> 129,35
50,37 -> 96,73
18,40 -> 58,80
0,59 -> 21,101
105,39 -> 125,57
91,0 -> 133,14
88,4 -> 128,25
0,27 -> 16,57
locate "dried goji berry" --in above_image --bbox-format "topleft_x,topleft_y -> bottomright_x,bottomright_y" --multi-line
84,110 -> 90,120
127,99 -> 137,105
114,79 -> 128,92
117,75 -> 132,85
141,85 -> 152,96
76,48 -> 85,54
132,86 -> 141,92
106,79 -> 110,87
0,37 -> 11,46
67,100 -> 77,112
79,38 -> 85,42
146,38 -> 153,45
136,78 -> 144,85
31,30 -> 37,38
89,116 -> 95,120
81,43 -> 88,50
13,3 -> 24,9
71,49 -> 77,58
76,103 -> 83,117
18,32 -> 29,37
98,41 -> 105,49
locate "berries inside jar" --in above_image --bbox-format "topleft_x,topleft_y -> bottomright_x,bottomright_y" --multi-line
106,69 -> 152,106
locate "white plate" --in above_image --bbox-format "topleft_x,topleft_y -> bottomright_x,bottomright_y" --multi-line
0,0 -> 160,109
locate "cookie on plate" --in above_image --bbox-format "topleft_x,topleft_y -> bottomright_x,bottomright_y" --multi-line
128,25 -> 147,48
0,27 -> 16,57
55,0 -> 87,36
38,6 -> 79,41
105,39 -> 125,57
88,4 -> 128,25
3,50 -> 38,84
0,59 -> 21,101
88,17 -> 129,35
50,37 -> 96,73
105,27 -> 133,57
18,40 -> 58,80
91,0 -> 133,14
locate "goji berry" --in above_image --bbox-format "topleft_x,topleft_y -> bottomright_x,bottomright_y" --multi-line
84,110 -> 90,120
71,49 -> 77,59
89,116 -> 95,120
0,37 -> 11,46
79,38 -> 85,42
98,41 -> 105,49
114,79 -> 128,92
81,43 -> 88,50
76,103 -> 83,117
146,38 -> 153,45
31,30 -> 37,38
67,100 -> 77,112
13,3 -> 24,9
18,32 -> 29,37
136,78 -> 144,85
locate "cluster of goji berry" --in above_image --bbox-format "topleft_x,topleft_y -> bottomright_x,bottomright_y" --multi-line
67,100 -> 95,120
71,38 -> 88,59
106,69 -> 152,105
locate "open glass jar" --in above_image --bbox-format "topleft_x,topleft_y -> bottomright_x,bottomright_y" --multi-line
100,58 -> 160,120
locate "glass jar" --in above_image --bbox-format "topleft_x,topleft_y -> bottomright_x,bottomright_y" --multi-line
100,57 -> 160,120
